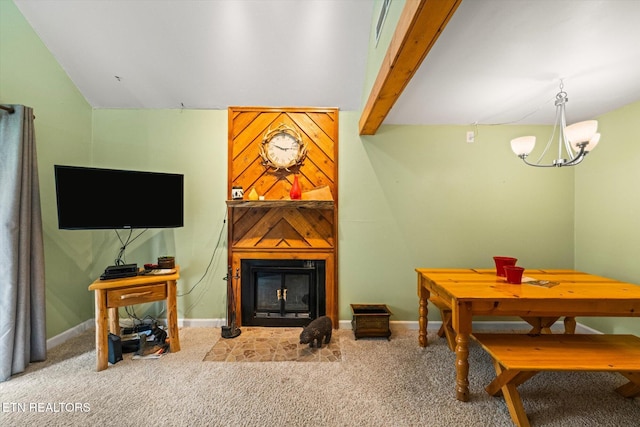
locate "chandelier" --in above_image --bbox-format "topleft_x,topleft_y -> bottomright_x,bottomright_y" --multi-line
510,82 -> 601,167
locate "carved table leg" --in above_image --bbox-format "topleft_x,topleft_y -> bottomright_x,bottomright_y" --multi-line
454,301 -> 472,401
419,293 -> 429,347
455,332 -> 470,401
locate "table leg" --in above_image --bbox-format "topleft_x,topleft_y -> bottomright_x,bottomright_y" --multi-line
108,307 -> 119,335
419,292 -> 429,348
453,301 -> 473,401
564,316 -> 576,334
167,279 -> 181,352
417,275 -> 430,347
95,290 -> 108,371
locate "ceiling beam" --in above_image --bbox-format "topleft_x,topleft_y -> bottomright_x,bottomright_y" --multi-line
359,0 -> 462,135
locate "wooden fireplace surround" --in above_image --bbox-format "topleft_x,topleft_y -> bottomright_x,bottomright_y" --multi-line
226,107 -> 339,327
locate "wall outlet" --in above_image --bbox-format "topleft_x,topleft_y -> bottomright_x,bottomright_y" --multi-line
466,131 -> 475,143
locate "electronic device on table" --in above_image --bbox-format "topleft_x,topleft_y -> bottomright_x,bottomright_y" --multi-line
100,263 -> 138,280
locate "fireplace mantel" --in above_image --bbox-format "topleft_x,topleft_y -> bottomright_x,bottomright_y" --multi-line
226,200 -> 334,209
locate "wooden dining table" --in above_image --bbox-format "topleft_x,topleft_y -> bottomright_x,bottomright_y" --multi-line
416,268 -> 640,401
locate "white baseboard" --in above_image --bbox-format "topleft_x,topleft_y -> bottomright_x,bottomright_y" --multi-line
343,319 -> 596,334
178,318 -> 225,328
466,320 -> 595,334
339,320 -> 432,330
51,317 -> 598,349
47,319 -> 94,350
572,322 -> 602,334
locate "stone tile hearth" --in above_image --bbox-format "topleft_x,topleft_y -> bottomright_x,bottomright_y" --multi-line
203,327 -> 341,362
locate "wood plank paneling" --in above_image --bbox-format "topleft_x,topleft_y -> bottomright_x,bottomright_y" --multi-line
227,107 -> 339,327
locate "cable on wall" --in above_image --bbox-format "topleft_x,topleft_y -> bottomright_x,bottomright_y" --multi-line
178,210 -> 228,317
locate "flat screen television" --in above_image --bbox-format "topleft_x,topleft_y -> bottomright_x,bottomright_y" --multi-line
54,165 -> 184,230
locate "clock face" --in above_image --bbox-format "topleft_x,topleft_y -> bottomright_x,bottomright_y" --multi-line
259,123 -> 307,171
266,132 -> 300,168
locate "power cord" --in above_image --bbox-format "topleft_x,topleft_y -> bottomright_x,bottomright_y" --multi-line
116,210 -> 227,320
114,228 -> 148,265
178,210 -> 227,298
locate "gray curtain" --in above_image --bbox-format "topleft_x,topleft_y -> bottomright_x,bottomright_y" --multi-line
0,105 -> 46,382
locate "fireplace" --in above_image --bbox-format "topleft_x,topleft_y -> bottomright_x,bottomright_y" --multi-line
227,107 -> 339,327
241,259 -> 326,327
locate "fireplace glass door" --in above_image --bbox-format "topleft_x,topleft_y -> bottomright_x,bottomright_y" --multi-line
241,260 -> 325,327
255,270 -> 310,317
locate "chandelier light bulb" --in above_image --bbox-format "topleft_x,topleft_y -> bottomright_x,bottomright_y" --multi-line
510,135 -> 536,156
565,120 -> 598,145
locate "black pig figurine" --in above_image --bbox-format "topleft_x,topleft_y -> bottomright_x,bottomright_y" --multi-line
299,316 -> 332,348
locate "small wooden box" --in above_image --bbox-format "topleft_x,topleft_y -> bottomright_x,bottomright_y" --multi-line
350,304 -> 392,340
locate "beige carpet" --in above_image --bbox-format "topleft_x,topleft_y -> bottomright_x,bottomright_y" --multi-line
2,326 -> 640,426
203,327 -> 341,362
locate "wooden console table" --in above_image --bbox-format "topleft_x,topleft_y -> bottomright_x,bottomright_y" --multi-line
88,267 -> 181,371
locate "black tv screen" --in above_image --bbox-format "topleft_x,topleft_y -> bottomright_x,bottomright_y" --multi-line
54,165 -> 184,230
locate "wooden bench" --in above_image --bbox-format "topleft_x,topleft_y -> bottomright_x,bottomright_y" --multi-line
430,296 -> 576,352
430,296 -> 456,351
473,333 -> 640,427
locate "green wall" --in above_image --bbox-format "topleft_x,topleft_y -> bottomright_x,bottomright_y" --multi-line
342,119 -> 575,320
90,109 -> 229,320
1,0 -> 94,338
6,0 -> 639,339
575,100 -> 640,334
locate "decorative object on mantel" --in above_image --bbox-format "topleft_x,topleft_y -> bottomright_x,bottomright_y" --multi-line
259,123 -> 307,171
510,81 -> 601,167
289,175 -> 302,199
248,188 -> 259,200
231,186 -> 244,200
301,185 -> 333,201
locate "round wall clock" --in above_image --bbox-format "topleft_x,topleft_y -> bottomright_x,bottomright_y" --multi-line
260,124 -> 307,171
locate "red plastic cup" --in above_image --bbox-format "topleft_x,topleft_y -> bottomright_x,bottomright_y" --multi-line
493,256 -> 517,277
504,266 -> 525,284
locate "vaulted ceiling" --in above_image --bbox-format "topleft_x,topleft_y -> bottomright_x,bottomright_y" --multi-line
14,0 -> 640,134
